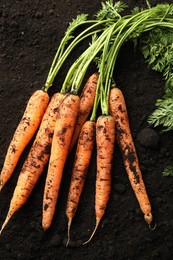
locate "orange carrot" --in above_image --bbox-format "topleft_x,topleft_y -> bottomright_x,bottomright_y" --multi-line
83,115 -> 115,244
66,120 -> 96,245
0,89 -> 49,191
0,92 -> 65,234
109,87 -> 153,225
69,73 -> 98,151
42,93 -> 80,231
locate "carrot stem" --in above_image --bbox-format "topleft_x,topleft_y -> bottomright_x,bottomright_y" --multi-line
146,0 -> 151,9
45,18 -> 108,92
61,20 -> 123,96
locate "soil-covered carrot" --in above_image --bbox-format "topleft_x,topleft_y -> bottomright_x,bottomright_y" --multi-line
0,13 -> 97,233
95,115 -> 115,220
42,93 -> 80,231
41,16 -> 114,232
0,92 -> 65,234
0,13 -> 101,192
0,89 -> 49,191
82,24 -> 117,244
83,115 -> 115,244
66,120 -> 96,245
69,73 -> 98,151
109,87 -> 153,225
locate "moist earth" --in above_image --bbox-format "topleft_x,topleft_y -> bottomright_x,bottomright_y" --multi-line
0,1 -> 173,260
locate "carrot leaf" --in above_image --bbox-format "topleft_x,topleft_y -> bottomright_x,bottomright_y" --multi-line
148,97 -> 173,132
141,27 -> 173,90
140,26 -> 173,131
163,166 -> 173,177
96,0 -> 127,21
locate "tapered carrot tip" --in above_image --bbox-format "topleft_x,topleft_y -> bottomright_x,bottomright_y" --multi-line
144,212 -> 156,230
0,182 -> 3,192
0,214 -> 11,235
0,177 -> 5,191
82,217 -> 100,245
66,219 -> 72,247
144,212 -> 153,225
42,220 -> 50,232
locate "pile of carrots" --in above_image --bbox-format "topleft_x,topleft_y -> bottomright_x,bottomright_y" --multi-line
1,0 -> 173,245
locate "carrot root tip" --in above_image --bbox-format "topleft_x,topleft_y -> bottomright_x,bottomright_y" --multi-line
66,238 -> 70,248
42,220 -> 50,232
149,221 -> 157,231
0,180 -> 3,192
144,213 -> 153,225
66,219 -> 72,247
0,222 -> 6,235
82,218 -> 100,245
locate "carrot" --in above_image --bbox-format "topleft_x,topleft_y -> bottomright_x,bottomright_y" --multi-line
0,89 -> 49,191
0,92 -> 65,234
0,13 -> 90,193
66,120 -> 96,246
42,93 -> 80,231
0,13 -> 90,192
83,115 -> 115,244
69,73 -> 98,151
109,87 -> 153,225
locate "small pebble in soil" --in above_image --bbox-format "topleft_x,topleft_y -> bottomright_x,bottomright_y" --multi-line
49,10 -> 54,15
137,127 -> 159,149
35,11 -> 43,19
10,20 -> 18,30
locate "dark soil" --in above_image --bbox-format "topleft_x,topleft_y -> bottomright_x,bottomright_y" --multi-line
0,1 -> 173,260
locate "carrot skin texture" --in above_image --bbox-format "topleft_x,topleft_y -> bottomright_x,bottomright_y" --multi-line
109,87 -> 153,225
83,115 -> 115,245
0,93 -> 65,233
42,93 -> 80,231
69,73 -> 98,151
0,89 -> 49,190
66,120 -> 96,222
95,115 -> 115,222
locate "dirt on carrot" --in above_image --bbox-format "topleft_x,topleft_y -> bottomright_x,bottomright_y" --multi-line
83,115 -> 115,244
0,92 -> 65,234
109,87 -> 153,226
42,93 -> 80,231
66,119 -> 96,245
0,89 -> 49,191
69,73 -> 98,151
